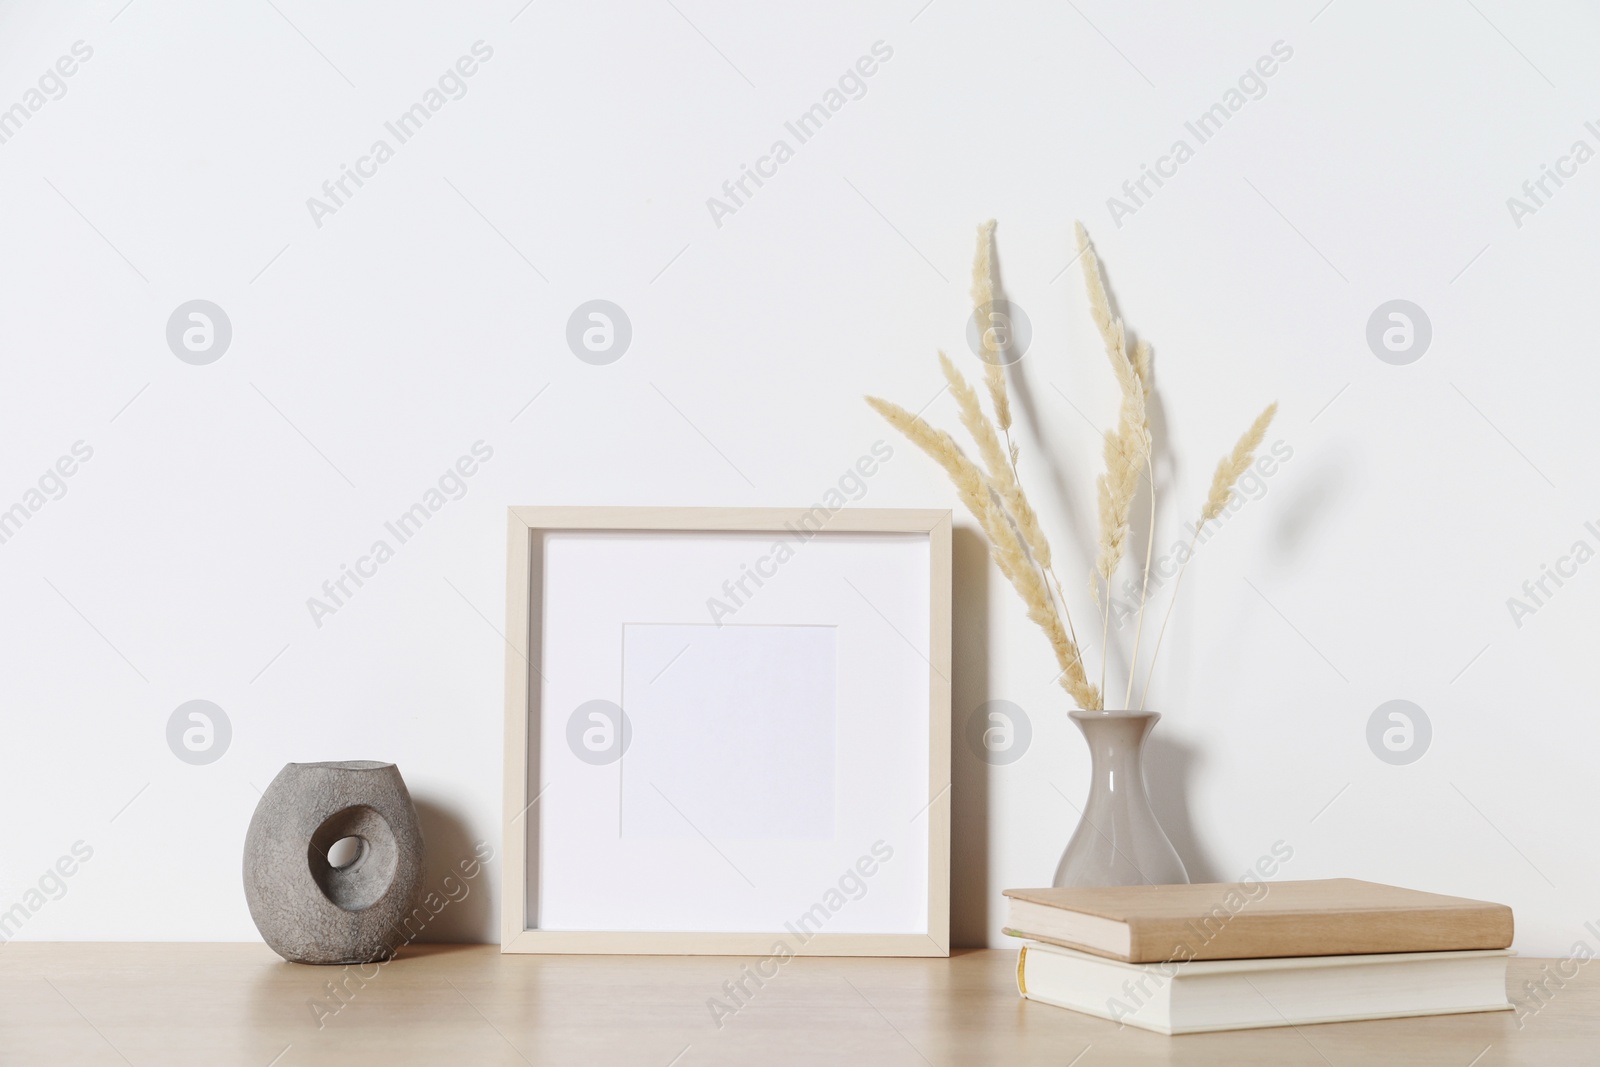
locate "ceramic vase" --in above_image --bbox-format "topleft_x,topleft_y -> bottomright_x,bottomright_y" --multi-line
1052,710 -> 1188,887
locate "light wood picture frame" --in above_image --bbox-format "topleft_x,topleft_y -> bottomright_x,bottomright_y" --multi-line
502,506 -> 951,955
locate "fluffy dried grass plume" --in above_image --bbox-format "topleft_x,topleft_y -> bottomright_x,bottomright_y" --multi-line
1075,223 -> 1115,346
1091,362 -> 1149,586
867,219 -> 1274,713
1076,221 -> 1152,396
937,352 -> 1052,572
1132,339 -> 1152,399
969,220 -> 1014,446
1201,403 -> 1278,524
863,396 -> 991,533
1080,225 -> 1151,598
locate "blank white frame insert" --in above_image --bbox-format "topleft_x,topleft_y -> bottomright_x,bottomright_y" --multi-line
619,622 -> 837,842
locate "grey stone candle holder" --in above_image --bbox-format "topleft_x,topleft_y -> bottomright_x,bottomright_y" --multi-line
243,761 -> 424,965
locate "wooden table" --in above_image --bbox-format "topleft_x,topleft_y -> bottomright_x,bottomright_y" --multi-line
0,945 -> 1591,1065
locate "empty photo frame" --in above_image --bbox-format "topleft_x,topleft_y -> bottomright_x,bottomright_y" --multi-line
501,507 -> 950,955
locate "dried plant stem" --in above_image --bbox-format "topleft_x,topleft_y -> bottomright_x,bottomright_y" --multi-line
1003,418 -> 1088,676
1079,223 -> 1151,700
1009,445 -> 1087,676
1100,578 -> 1111,699
936,354 -> 1093,697
1138,402 -> 1278,709
1124,338 -> 1156,706
1138,525 -> 1201,711
866,396 -> 1101,710
1042,561 -> 1084,688
1124,453 -> 1157,709
963,224 -> 1091,682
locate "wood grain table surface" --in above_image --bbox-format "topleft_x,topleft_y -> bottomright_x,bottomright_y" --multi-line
0,944 -> 1590,1066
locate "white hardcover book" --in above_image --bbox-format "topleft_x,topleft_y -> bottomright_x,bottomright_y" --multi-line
1017,940 -> 1513,1035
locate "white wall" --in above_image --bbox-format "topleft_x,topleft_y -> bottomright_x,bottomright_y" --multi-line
1,0 -> 1595,955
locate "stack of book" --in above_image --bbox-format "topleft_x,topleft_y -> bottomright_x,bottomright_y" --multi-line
1004,878 -> 1514,1035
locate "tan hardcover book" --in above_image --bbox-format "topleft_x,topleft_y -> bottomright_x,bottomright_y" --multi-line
1002,878 -> 1513,963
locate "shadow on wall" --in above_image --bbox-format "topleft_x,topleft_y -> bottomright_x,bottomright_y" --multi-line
411,798 -> 496,943
950,526 -> 991,948
1143,733 -> 1220,884
1272,453 -> 1345,558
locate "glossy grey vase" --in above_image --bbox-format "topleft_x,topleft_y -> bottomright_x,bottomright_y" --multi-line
243,761 -> 424,965
1052,710 -> 1189,887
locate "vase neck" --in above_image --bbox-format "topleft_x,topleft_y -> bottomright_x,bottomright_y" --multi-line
1071,711 -> 1157,803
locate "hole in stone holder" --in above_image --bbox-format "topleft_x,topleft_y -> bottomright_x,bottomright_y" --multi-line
327,836 -> 364,869
308,805 -> 398,912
